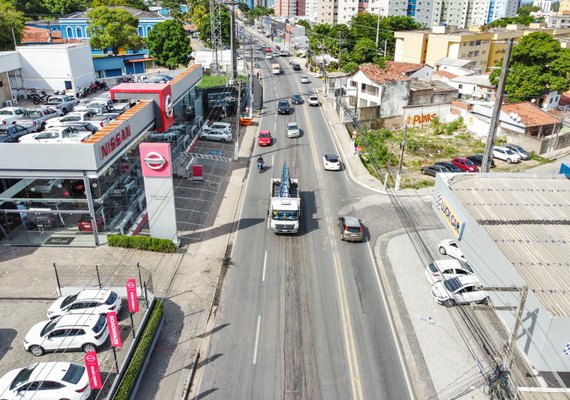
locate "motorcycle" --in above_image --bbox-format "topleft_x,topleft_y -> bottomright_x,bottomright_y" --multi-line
95,80 -> 110,91
121,74 -> 134,83
257,160 -> 264,173
88,82 -> 99,93
28,88 -> 49,105
53,89 -> 66,95
76,87 -> 90,99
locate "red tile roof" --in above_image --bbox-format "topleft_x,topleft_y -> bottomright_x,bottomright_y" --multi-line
359,62 -> 423,85
434,70 -> 457,80
502,102 -> 561,127
22,26 -> 81,44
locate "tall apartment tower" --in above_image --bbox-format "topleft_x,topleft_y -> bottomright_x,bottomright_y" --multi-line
318,0 -> 406,24
559,0 -> 570,12
274,0 -> 298,16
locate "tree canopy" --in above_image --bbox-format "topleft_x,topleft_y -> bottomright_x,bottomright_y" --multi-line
147,19 -> 191,69
198,9 -> 231,47
490,32 -> 570,102
87,6 -> 145,54
0,0 -> 24,50
90,0 -> 148,10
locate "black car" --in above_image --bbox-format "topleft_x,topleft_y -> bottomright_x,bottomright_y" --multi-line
466,154 -> 495,168
278,100 -> 290,115
291,94 -> 303,104
0,124 -> 33,143
292,63 -> 301,71
421,165 -> 449,177
435,161 -> 463,173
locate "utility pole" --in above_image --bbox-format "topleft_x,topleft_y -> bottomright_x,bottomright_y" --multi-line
210,0 -> 222,75
482,38 -> 513,172
505,286 -> 528,369
395,124 -> 408,191
249,36 -> 254,118
234,81 -> 241,161
229,2 -> 237,82
375,6 -> 381,49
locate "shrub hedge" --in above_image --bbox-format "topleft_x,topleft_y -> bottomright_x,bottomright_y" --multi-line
108,235 -> 176,253
114,300 -> 164,400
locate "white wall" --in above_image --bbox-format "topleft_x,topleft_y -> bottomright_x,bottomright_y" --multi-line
17,43 -> 95,92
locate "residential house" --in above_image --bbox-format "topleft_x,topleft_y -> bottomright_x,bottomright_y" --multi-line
404,79 -> 458,126
446,74 -> 495,100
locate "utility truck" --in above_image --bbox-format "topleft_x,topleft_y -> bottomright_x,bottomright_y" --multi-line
271,63 -> 281,75
269,163 -> 301,234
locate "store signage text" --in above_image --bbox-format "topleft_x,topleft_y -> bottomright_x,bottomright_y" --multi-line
100,125 -> 132,160
406,113 -> 437,125
126,278 -> 139,313
435,192 -> 465,239
84,352 -> 102,389
106,311 -> 122,348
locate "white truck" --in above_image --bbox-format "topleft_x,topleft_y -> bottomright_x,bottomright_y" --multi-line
73,99 -> 131,114
19,126 -> 93,143
0,107 -> 27,125
271,63 -> 281,75
15,107 -> 62,132
269,163 -> 301,234
45,110 -> 115,129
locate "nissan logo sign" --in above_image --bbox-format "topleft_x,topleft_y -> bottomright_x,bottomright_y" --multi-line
164,94 -> 173,118
144,151 -> 167,170
85,353 -> 96,363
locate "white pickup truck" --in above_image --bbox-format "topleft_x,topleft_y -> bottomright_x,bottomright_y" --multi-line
15,107 -> 62,132
45,110 -> 115,129
45,95 -> 80,114
19,125 -> 93,143
0,107 -> 27,125
73,98 -> 131,114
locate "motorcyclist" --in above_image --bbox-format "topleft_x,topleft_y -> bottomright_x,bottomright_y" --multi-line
257,156 -> 264,171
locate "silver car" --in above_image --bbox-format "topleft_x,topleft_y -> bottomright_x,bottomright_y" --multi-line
199,129 -> 232,143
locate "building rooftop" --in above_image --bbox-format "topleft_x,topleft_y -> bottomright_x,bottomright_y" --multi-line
451,74 -> 493,87
502,102 -> 561,127
435,57 -> 474,68
64,6 -> 165,20
433,70 -> 458,80
358,62 -> 423,85
409,79 -> 457,93
448,174 -> 570,318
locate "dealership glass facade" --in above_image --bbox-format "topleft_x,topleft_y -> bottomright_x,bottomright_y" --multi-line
0,83 -> 203,247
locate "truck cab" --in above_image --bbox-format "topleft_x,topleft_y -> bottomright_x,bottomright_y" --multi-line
271,63 -> 281,75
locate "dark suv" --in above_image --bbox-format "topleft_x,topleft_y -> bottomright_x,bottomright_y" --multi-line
292,63 -> 301,71
278,100 -> 290,115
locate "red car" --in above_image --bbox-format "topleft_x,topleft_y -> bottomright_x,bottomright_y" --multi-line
258,130 -> 272,146
450,157 -> 479,172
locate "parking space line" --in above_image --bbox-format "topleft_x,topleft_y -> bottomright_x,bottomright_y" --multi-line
262,251 -> 267,282
253,314 -> 262,364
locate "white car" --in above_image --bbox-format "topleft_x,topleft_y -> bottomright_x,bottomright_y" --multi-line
30,179 -> 63,193
0,107 -> 27,124
437,239 -> 466,260
265,52 -> 273,59
47,288 -> 122,319
424,259 -> 473,284
24,314 -> 109,356
431,275 -> 488,307
45,95 -> 80,114
323,154 -> 341,170
199,129 -> 232,143
493,146 -> 521,163
0,362 -> 91,400
308,95 -> 320,106
201,120 -> 232,134
300,76 -> 310,84
287,121 -> 300,138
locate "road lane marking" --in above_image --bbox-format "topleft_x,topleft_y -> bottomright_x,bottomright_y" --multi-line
333,252 -> 364,400
366,241 -> 416,399
253,314 -> 261,364
262,251 -> 267,282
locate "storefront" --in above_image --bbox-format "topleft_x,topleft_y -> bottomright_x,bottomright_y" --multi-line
0,65 -> 203,246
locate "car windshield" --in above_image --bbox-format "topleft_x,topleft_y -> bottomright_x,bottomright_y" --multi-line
288,123 -> 297,130
47,98 -> 62,104
458,260 -> 473,273
40,318 -> 59,336
272,210 -> 298,221
0,110 -> 13,115
10,364 -> 36,390
26,111 -> 42,118
464,159 -> 475,166
61,116 -> 80,122
346,226 -> 361,233
61,293 -> 79,308
278,101 -> 288,107
326,155 -> 338,162
105,291 -> 117,305
443,277 -> 463,293
260,133 -> 270,138
62,364 -> 85,384
292,95 -> 301,100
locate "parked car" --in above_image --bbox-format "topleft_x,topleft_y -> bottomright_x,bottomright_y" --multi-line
257,130 -> 272,146
323,154 -> 341,170
0,124 -> 34,143
504,144 -> 530,160
308,95 -> 320,106
425,259 -> 473,284
421,165 -> 449,177
287,122 -> 300,138
201,120 -> 232,134
19,126 -> 93,143
198,129 -> 232,143
278,100 -> 290,115
145,74 -> 173,83
437,239 -> 466,260
291,94 -> 303,104
15,107 -> 62,132
77,213 -> 107,232
31,179 -> 63,193
0,106 -> 27,125
300,76 -> 310,84
431,275 -> 488,307
450,157 -> 479,172
466,154 -> 495,168
45,110 -> 114,129
24,314 -> 109,356
265,52 -> 273,59
435,161 -> 463,173
45,95 -> 80,114
0,362 -> 91,400
493,146 -> 521,163
338,215 -> 363,242
47,288 -> 121,319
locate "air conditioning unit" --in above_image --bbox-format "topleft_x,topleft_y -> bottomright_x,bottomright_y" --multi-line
3,100 -> 13,107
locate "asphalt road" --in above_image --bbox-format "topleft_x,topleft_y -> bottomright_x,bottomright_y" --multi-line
194,31 -> 414,400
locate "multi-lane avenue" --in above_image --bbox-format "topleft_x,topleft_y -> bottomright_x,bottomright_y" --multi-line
194,31 -> 414,400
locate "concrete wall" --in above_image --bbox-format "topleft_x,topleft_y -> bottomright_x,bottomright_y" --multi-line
379,80 -> 410,118
403,103 -> 451,126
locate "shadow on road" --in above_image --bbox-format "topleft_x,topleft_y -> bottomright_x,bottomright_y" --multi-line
194,387 -> 218,399
194,322 -> 229,339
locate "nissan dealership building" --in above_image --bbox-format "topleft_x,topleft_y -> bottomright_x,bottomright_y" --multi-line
0,65 -> 203,246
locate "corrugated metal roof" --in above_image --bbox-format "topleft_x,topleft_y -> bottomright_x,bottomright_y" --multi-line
448,174 -> 570,317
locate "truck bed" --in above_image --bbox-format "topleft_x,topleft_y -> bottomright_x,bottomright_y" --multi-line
271,180 -> 298,197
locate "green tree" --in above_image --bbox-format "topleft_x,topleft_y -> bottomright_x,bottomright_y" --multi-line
552,2 -> 560,12
198,9 -> 231,47
0,0 -> 24,50
190,2 -> 207,28
14,0 -> 49,17
489,15 -> 536,27
87,6 -> 145,54
90,0 -> 148,10
490,32 -> 570,101
147,20 -> 190,69
295,19 -> 311,32
41,0 -> 87,16
517,4 -> 541,15
351,37 -> 376,63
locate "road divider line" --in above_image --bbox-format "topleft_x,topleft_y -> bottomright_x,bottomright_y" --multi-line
253,314 -> 261,364
262,251 -> 267,282
332,252 -> 364,400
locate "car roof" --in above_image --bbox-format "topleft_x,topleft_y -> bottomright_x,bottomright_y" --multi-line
287,122 -> 297,126
432,259 -> 467,269
438,238 -> 456,245
26,362 -> 79,382
259,130 -> 270,135
342,215 -> 360,226
325,153 -> 338,159
446,274 -> 480,286
54,313 -> 102,327
73,288 -> 111,301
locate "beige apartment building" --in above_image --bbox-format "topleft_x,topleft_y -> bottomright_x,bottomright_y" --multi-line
395,24 -> 570,71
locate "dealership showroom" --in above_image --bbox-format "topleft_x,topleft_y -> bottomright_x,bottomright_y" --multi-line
0,65 -> 203,246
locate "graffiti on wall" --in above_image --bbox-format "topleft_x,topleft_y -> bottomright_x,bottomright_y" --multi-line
406,112 -> 437,125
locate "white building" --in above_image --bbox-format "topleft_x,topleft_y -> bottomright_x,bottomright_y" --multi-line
486,0 -> 519,23
317,0 -> 406,24
447,74 -> 495,100
533,0 -> 552,13
428,0 -> 518,28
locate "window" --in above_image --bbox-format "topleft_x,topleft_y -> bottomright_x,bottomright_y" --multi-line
146,26 -> 152,35
138,26 -> 143,36
361,83 -> 366,90
75,26 -> 83,38
66,27 -> 73,38
458,84 -> 463,89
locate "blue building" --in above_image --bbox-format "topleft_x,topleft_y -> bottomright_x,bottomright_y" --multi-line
59,6 -> 167,54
